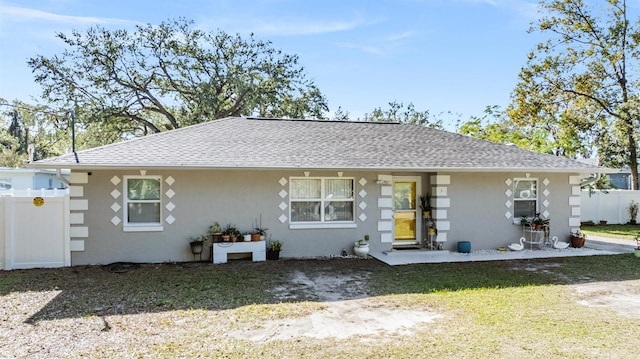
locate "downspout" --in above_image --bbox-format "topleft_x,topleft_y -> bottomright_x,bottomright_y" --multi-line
56,169 -> 70,187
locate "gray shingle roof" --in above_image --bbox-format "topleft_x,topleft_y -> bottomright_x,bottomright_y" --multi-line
30,117 -> 604,172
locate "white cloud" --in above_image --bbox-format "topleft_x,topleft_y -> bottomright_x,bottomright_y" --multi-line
384,30 -> 415,42
0,5 -> 138,26
336,42 -> 383,55
198,11 -> 382,37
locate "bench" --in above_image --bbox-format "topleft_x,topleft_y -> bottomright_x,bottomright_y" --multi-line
212,241 -> 266,264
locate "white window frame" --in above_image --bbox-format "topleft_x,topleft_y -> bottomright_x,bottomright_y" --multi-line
512,177 -> 538,223
123,175 -> 163,232
289,177 -> 357,229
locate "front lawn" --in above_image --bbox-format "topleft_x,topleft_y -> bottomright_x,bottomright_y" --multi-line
580,223 -> 640,240
1,256 -> 639,358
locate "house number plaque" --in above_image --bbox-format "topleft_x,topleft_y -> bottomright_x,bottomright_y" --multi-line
33,197 -> 45,207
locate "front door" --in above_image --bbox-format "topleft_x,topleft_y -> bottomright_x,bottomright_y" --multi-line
393,176 -> 421,247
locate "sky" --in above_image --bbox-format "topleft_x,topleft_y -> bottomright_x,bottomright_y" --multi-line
0,0 -> 554,125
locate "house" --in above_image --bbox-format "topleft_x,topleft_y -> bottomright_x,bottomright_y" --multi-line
0,167 -> 68,190
28,117 -> 606,265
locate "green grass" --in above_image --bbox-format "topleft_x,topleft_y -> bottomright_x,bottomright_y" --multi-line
2,256 -> 640,357
580,223 -> 640,240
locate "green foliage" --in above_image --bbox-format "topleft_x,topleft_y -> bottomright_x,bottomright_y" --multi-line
457,105 -> 559,153
0,99 -> 70,166
362,101 -> 444,129
27,18 -> 328,143
508,0 -> 640,188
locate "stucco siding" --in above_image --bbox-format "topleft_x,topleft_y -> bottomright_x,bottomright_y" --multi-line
72,169 -> 386,265
441,172 -> 575,251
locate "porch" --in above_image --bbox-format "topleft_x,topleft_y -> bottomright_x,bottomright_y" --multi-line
370,235 -> 634,265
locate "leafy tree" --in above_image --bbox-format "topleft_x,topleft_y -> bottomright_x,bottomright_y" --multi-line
0,100 -> 71,166
457,105 -> 552,152
508,0 -> 640,189
28,18 -> 328,142
362,101 -> 443,129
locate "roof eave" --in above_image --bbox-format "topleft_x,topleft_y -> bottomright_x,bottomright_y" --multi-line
25,162 -> 612,174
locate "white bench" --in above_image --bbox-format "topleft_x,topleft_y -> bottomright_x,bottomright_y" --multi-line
212,241 -> 266,264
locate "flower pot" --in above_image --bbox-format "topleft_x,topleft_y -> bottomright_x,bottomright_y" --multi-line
190,241 -> 204,255
211,233 -> 222,243
251,233 -> 261,241
222,235 -> 230,242
570,235 -> 585,248
353,242 -> 370,257
243,234 -> 251,242
457,241 -> 471,253
599,220 -> 607,226
267,249 -> 280,260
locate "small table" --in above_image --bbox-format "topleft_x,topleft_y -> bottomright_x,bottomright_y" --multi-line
212,241 -> 266,264
522,226 -> 550,249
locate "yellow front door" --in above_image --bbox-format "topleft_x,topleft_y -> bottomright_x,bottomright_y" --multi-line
393,178 -> 419,245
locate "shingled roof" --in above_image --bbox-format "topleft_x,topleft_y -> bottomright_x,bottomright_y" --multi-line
30,117 -> 603,172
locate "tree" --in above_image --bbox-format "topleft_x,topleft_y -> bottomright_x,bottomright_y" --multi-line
457,105 -> 560,153
508,0 -> 640,189
28,18 -> 328,142
362,101 -> 444,129
0,99 -> 71,166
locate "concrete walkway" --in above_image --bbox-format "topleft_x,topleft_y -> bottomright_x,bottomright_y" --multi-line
370,235 -> 636,266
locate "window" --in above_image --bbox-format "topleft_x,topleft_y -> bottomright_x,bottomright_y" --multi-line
124,176 -> 162,231
513,178 -> 537,218
290,177 -> 355,225
0,178 -> 11,189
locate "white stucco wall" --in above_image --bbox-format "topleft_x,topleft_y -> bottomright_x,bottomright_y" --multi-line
71,169 -> 388,265
440,172 -> 576,251
69,169 -> 579,265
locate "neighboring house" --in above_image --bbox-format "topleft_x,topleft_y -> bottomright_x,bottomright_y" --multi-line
607,169 -> 632,190
0,167 -> 68,190
28,117 -> 606,265
576,158 -> 632,190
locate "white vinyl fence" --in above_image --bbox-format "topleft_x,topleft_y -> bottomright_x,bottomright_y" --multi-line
580,190 -> 640,224
0,189 -> 70,270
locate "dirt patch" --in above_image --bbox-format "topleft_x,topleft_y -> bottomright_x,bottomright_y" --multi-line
572,280 -> 640,318
238,270 -> 442,342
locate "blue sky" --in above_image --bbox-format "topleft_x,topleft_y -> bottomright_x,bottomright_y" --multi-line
1,0 -> 548,124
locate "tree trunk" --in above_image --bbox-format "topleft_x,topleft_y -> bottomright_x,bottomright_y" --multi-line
629,130 -> 639,190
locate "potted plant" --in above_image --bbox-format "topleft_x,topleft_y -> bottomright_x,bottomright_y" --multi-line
634,232 -> 640,258
532,213 -> 545,230
254,227 -> 268,241
353,234 -> 370,257
189,236 -> 205,255
569,230 -> 586,248
254,215 -> 268,240
267,240 -> 283,260
208,222 -> 223,243
223,223 -> 240,242
419,195 -> 431,218
243,232 -> 252,242
629,201 -> 638,225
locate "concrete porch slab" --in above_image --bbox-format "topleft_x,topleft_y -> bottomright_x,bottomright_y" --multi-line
370,236 -> 631,266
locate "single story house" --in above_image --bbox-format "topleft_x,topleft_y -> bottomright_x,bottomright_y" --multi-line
29,117 -> 606,265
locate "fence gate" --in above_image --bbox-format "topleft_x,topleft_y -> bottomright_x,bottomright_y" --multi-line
1,189 -> 70,270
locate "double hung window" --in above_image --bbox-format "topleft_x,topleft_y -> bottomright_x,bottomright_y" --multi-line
513,178 -> 538,219
290,177 -> 354,224
124,176 -> 162,231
